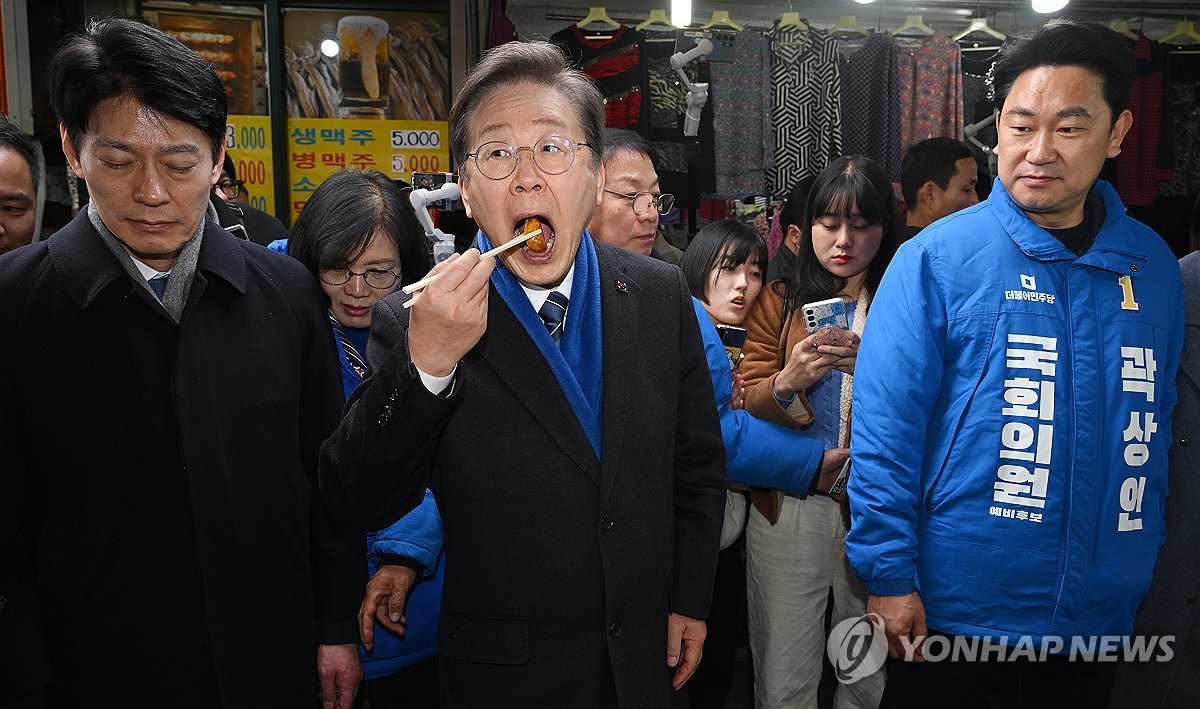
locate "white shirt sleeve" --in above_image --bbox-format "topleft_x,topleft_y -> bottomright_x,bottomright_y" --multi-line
414,364 -> 456,395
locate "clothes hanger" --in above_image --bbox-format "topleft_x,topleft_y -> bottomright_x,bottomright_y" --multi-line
576,7 -> 620,30
953,16 -> 1006,42
1108,19 -> 1139,40
892,14 -> 934,37
778,12 -> 809,30
1159,19 -> 1200,45
636,9 -> 674,32
700,10 -> 745,31
829,15 -> 869,38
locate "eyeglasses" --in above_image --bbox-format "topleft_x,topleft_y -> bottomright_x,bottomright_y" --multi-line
319,268 -> 401,289
466,135 -> 593,180
603,189 -> 675,216
216,178 -> 245,199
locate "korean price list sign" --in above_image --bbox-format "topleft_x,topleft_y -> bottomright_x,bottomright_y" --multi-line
225,115 -> 275,215
286,117 -> 449,222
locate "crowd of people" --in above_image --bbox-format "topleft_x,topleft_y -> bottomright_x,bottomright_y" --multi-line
0,14 -> 1197,709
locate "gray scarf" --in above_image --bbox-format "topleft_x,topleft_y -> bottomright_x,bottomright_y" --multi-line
89,201 -> 212,323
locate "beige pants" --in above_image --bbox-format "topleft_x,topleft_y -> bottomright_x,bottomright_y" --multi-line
746,494 -> 885,708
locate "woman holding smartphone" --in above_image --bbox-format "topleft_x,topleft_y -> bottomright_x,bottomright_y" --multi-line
739,156 -> 901,708
678,220 -> 851,708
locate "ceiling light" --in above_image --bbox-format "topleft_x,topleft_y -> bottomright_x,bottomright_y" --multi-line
1031,0 -> 1069,13
672,0 -> 691,27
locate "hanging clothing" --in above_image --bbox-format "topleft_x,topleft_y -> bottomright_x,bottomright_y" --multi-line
552,24 -> 643,129
767,25 -> 842,197
961,44 -> 1005,186
836,31 -> 903,181
1103,33 -> 1174,207
1159,50 -> 1200,204
1158,77 -> 1200,198
710,29 -> 774,199
895,33 -> 964,147
486,0 -> 517,49
639,25 -> 694,204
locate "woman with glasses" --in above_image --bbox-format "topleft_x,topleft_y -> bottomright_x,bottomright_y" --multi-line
273,168 -> 443,706
586,128 -> 675,258
210,153 -> 288,246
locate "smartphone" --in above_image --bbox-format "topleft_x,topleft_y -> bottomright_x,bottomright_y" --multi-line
716,324 -> 747,371
801,297 -> 849,335
825,458 -> 851,497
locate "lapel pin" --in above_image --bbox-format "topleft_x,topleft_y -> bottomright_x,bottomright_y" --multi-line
615,279 -> 628,293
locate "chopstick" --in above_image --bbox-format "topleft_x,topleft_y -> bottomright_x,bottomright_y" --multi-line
401,229 -> 541,308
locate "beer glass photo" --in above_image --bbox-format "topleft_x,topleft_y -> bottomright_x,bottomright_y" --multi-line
337,15 -> 390,118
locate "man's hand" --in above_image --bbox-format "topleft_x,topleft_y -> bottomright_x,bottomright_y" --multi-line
815,447 -> 850,499
667,612 -> 706,690
409,249 -> 495,376
868,592 -> 927,661
316,643 -> 362,709
359,564 -> 420,650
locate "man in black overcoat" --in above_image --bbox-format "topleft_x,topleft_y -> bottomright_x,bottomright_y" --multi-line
0,18 -> 362,708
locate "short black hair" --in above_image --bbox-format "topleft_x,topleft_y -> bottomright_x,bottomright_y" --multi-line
781,155 -> 901,313
288,170 -> 431,289
602,128 -> 658,168
991,19 -> 1134,124
679,219 -> 767,304
777,175 -> 817,236
49,17 -> 228,160
900,137 -> 975,207
450,41 -> 604,174
0,113 -> 40,195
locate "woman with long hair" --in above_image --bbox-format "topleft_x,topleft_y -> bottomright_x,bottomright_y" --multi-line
679,219 -> 851,708
739,156 -> 901,707
279,169 -> 442,706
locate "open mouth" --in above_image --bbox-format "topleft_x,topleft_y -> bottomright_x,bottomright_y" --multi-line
731,296 -> 745,308
513,216 -> 556,255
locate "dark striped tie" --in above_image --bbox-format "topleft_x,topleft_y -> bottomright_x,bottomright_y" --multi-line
538,291 -> 569,345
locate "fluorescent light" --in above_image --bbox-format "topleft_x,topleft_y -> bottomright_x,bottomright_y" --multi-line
853,0 -> 878,4
672,0 -> 691,27
1031,0 -> 1068,13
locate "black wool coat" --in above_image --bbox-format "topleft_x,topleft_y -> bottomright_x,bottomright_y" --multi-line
320,241 -> 728,708
0,212 -> 362,707
1111,252 -> 1200,708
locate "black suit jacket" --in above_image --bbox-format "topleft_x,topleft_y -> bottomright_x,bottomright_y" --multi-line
320,242 -> 727,707
0,212 -> 361,706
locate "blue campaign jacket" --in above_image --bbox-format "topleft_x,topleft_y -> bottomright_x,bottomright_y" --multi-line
270,239 -> 444,678
692,297 -> 824,492
847,179 -> 1184,642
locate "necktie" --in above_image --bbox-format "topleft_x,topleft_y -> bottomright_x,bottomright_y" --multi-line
148,274 -> 169,300
539,291 -> 569,344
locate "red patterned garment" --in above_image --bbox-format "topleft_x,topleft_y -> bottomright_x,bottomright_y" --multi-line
895,33 -> 964,148
1106,32 -> 1174,207
551,24 -> 643,129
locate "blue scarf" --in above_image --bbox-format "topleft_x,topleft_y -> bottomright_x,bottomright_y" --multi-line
477,230 -> 603,459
